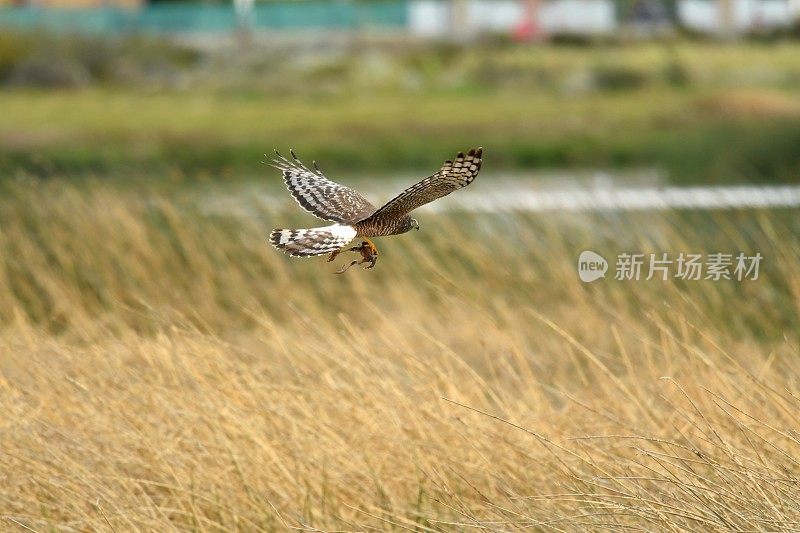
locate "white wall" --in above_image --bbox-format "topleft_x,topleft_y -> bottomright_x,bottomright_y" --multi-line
408,0 -> 451,37
409,0 -> 795,38
465,0 -> 525,32
678,0 -> 719,31
679,0 -> 793,33
539,0 -> 616,34
408,0 -> 616,37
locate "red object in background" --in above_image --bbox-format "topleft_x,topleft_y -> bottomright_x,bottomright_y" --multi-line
513,19 -> 541,42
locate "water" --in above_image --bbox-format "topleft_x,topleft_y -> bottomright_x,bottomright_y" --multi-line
198,172 -> 800,217
435,183 -> 800,212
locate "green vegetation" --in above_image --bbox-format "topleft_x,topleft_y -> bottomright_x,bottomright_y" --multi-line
4,87 -> 800,183
1,182 -> 798,530
1,36 -> 799,182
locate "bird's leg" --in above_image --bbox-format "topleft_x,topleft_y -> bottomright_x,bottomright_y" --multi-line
335,255 -> 375,274
327,242 -> 365,263
333,240 -> 379,273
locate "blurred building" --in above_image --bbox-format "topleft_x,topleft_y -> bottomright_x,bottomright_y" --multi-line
680,0 -> 796,33
0,0 -> 797,36
409,0 -> 797,38
409,0 -> 617,37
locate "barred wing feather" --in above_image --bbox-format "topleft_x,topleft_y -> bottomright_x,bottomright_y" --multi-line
271,149 -> 377,224
363,147 -> 482,223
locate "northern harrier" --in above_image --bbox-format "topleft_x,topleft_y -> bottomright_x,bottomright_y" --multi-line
269,147 -> 483,272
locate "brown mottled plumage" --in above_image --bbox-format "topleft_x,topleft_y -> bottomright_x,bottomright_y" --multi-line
269,147 -> 483,271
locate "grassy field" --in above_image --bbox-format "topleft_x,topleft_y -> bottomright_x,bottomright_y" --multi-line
2,36 -> 799,531
1,181 -> 799,530
2,39 -> 800,182
4,86 -> 800,184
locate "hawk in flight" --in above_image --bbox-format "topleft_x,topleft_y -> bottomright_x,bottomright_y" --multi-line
269,147 -> 483,272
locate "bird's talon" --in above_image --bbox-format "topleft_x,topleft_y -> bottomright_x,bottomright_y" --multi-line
332,240 -> 378,273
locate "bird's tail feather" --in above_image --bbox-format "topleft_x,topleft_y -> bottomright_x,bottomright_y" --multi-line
269,223 -> 357,257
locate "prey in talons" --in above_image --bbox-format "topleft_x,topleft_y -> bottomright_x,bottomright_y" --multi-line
331,240 -> 379,274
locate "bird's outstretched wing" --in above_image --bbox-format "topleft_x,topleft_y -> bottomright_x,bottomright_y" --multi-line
363,147 -> 482,222
272,149 -> 377,224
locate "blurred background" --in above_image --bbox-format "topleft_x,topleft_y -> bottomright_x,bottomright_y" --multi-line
1,0 -> 799,185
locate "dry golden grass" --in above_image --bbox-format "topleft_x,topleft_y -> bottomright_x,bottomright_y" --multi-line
1,180 -> 799,531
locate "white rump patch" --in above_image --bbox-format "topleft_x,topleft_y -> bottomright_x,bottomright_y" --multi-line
269,223 -> 358,257
328,223 -> 358,242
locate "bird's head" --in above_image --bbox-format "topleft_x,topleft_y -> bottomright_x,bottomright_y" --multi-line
399,217 -> 420,234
